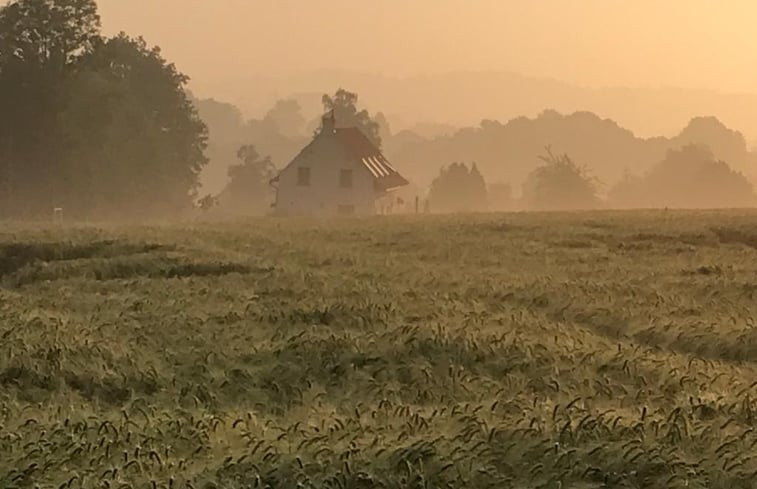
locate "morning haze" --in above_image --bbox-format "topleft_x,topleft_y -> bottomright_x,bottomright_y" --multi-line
95,0 -> 757,214
3,0 -> 757,217
95,0 -> 757,137
97,1 -> 757,92
5,2 -> 757,488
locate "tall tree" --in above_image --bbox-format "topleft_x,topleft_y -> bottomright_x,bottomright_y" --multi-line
319,88 -> 382,148
0,0 -> 208,218
607,144 -> 755,209
522,147 -> 601,210
263,99 -> 306,139
60,34 -> 208,217
428,162 -> 488,213
0,0 -> 101,216
0,0 -> 100,68
217,145 -> 276,215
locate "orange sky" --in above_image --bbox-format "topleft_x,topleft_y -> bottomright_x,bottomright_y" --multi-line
93,0 -> 757,95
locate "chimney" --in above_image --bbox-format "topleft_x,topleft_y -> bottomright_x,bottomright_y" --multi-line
322,110 -> 336,134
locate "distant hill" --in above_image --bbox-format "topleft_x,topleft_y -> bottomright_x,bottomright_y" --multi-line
195,70 -> 757,141
191,85 -> 757,201
385,112 -> 757,194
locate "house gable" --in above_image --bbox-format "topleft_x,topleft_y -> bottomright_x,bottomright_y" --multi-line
271,124 -> 409,215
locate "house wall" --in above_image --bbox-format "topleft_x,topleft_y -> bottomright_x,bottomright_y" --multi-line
274,135 -> 377,216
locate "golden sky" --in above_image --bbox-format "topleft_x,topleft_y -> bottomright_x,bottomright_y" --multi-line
95,0 -> 757,94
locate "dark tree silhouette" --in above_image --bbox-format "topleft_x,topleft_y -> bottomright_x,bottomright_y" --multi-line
676,117 -> 749,170
59,34 -> 208,216
0,0 -> 208,218
217,145 -> 276,215
522,147 -> 600,210
192,95 -> 309,196
428,162 -> 488,213
386,111 -> 757,200
319,88 -> 382,148
0,0 -> 101,216
264,99 -> 306,139
608,144 -> 755,209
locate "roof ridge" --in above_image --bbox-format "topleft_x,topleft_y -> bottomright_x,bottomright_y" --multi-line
272,124 -> 408,191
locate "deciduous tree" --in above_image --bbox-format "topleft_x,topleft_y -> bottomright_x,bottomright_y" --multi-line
0,0 -> 208,218
217,145 -> 276,215
320,88 -> 382,148
522,147 -> 601,210
428,162 -> 488,213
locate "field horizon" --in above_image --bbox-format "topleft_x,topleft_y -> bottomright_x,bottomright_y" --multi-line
2,210 -> 757,488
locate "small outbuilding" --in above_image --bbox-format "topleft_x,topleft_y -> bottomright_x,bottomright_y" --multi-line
270,112 -> 409,216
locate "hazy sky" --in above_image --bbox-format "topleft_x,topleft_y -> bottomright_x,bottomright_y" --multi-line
95,0 -> 757,94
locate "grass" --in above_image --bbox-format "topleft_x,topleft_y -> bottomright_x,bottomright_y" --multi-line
2,210 -> 757,488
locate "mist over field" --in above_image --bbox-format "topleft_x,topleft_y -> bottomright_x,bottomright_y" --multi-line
4,1 -> 757,488
3,0 -> 757,216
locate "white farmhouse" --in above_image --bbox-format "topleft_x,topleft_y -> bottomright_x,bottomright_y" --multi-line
270,112 -> 409,216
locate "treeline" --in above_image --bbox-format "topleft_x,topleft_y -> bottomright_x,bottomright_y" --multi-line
428,144 -> 756,213
191,96 -> 310,197
2,0 -> 755,220
0,0 -> 207,219
195,89 -> 391,216
198,88 -> 757,215
387,111 -> 757,193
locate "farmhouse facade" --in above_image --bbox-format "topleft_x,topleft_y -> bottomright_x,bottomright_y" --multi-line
271,112 -> 409,216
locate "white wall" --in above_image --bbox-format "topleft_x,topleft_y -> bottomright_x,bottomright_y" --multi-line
275,135 -> 377,216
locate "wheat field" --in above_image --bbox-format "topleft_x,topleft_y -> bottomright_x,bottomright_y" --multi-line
2,211 -> 757,488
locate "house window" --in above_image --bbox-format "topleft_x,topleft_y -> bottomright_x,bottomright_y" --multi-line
337,204 -> 355,215
339,169 -> 353,188
297,167 -> 311,186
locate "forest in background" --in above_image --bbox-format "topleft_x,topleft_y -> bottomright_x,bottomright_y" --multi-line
0,0 -> 209,220
199,69 -> 757,144
2,0 -> 757,219
196,90 -> 757,215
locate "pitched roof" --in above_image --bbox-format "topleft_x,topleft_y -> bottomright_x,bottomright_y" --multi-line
333,128 -> 409,191
271,127 -> 409,191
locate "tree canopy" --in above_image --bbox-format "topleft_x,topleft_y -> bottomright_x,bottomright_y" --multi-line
191,95 -> 308,196
608,144 -> 755,209
0,0 -> 208,219
264,99 -> 306,140
522,147 -> 601,210
319,88 -> 382,148
216,145 -> 276,215
386,110 -> 757,195
428,162 -> 488,213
